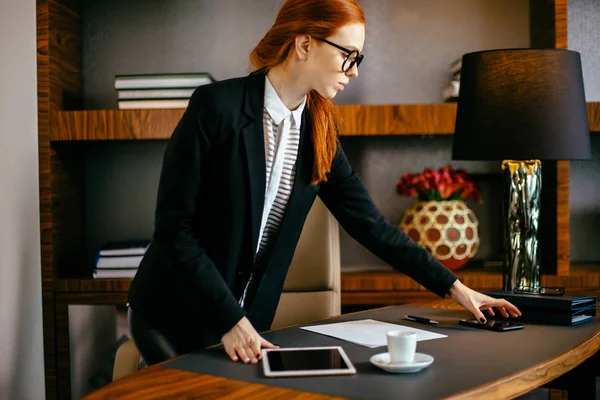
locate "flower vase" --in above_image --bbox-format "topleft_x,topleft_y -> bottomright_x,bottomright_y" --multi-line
399,200 -> 479,271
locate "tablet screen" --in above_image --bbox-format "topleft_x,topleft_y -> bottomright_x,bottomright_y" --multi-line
262,346 -> 356,377
266,348 -> 348,371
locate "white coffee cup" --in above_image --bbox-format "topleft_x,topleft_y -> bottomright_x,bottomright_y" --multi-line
387,330 -> 417,364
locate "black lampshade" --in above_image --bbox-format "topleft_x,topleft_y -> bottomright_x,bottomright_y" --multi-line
452,49 -> 591,161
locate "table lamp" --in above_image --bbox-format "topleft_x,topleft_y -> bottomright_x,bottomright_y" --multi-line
452,49 -> 591,293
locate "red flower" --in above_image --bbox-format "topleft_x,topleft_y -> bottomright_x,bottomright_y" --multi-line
396,164 -> 482,202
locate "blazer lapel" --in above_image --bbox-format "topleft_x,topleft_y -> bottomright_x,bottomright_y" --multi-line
241,71 -> 267,257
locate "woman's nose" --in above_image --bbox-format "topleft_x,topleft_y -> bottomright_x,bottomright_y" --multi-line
346,63 -> 359,78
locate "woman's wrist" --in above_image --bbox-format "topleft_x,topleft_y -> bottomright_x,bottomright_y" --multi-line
449,279 -> 466,300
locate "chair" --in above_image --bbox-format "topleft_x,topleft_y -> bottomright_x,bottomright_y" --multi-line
113,198 -> 340,380
113,338 -> 141,381
271,197 -> 341,329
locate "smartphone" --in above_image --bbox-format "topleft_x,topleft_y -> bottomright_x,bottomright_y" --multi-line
459,319 -> 524,332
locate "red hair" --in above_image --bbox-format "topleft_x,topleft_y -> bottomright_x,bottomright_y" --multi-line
249,0 -> 365,184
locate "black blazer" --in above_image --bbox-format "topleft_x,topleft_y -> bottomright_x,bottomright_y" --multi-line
128,71 -> 457,349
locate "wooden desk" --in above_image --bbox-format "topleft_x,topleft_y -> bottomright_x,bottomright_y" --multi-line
85,300 -> 600,400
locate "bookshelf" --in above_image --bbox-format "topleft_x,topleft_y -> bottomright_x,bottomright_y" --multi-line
37,1 -> 599,399
52,102 -> 600,141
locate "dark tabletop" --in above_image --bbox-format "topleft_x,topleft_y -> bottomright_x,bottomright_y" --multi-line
162,305 -> 600,400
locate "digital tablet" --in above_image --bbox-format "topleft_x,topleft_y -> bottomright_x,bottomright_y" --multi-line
261,346 -> 357,378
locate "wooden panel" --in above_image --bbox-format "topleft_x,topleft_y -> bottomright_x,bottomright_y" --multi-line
51,102 -> 600,141
553,0 -> 570,276
38,1 -> 83,399
55,278 -> 132,293
529,0 -> 567,49
337,104 -> 456,135
341,264 -> 600,305
587,102 -> 600,132
51,103 -> 600,141
529,0 -> 570,276
342,291 -> 439,306
52,109 -> 185,140
556,160 -> 570,275
36,1 -> 56,398
51,104 -> 458,141
85,364 -> 345,400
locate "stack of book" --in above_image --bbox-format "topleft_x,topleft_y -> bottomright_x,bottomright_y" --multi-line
442,58 -> 461,102
93,239 -> 151,279
115,72 -> 216,109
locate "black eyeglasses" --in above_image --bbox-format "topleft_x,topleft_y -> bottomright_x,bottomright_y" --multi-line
315,38 -> 364,73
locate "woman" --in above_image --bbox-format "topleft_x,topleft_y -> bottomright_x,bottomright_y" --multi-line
128,0 -> 521,366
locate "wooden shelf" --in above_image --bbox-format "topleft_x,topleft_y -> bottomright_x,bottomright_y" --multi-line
55,278 -> 132,293
50,102 -> 600,141
50,104 -> 457,141
53,264 -> 600,298
341,263 -> 600,305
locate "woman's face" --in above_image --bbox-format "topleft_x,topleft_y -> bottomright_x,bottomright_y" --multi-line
306,23 -> 365,99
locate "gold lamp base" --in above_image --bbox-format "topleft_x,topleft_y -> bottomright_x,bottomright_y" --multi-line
501,160 -> 542,293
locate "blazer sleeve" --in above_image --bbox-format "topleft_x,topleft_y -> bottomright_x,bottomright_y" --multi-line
318,142 -> 458,298
153,90 -> 246,338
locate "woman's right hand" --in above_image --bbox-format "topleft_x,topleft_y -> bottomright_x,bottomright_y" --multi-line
221,316 -> 278,364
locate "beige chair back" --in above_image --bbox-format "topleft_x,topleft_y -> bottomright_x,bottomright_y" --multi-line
271,198 -> 341,329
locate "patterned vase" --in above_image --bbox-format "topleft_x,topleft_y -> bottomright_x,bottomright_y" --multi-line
399,200 -> 480,271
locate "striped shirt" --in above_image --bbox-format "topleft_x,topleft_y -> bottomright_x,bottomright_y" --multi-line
238,77 -> 307,308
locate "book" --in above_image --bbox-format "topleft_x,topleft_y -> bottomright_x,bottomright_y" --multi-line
442,80 -> 460,102
117,99 -> 190,109
449,58 -> 462,75
114,72 -> 216,90
98,239 -> 151,256
117,88 -> 197,100
93,268 -> 138,279
484,290 -> 597,326
95,255 -> 144,268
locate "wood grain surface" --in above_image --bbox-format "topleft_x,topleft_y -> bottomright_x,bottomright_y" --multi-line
50,104 -> 457,141
529,0 -> 570,277
341,264 -> 600,305
37,1 -> 83,398
49,103 -> 600,141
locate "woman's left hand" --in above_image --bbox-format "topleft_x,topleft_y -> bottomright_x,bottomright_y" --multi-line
449,280 -> 522,323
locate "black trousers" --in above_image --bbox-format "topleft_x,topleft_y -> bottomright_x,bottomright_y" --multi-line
128,306 -> 221,365
128,307 -> 178,365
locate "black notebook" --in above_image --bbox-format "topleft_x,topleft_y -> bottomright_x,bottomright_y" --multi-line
483,290 -> 597,326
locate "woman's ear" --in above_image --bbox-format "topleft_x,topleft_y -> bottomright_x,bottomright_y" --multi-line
294,35 -> 311,61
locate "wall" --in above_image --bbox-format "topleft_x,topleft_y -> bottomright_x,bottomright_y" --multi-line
82,0 -> 529,108
81,0 -> 529,268
0,0 -> 45,398
569,0 -> 600,262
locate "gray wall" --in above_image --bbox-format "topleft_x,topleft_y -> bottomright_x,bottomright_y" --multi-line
82,0 -> 530,269
83,0 -> 529,108
569,0 -> 600,262
0,0 -> 45,398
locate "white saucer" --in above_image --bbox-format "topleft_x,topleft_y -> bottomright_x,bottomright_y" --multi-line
370,352 -> 434,373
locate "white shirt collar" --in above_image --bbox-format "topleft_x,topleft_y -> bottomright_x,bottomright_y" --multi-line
264,76 -> 306,128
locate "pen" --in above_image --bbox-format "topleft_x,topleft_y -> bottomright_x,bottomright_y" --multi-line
404,315 -> 439,325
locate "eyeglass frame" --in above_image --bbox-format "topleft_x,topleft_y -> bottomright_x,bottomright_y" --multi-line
314,37 -> 364,73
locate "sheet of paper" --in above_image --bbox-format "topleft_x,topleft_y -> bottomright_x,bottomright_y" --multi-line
300,319 -> 447,348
